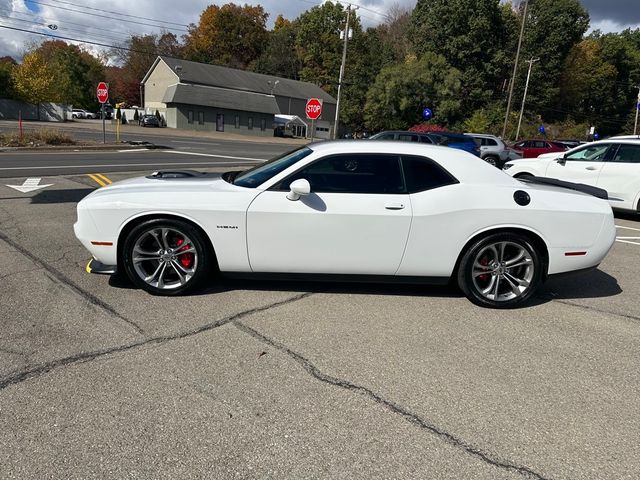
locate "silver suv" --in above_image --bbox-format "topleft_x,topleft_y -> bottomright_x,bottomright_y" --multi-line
465,133 -> 517,168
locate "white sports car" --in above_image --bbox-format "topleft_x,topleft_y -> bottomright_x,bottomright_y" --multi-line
74,141 -> 616,308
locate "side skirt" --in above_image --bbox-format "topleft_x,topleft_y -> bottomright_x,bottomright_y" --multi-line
221,272 -> 451,286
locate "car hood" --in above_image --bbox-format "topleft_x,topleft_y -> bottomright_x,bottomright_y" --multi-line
81,171 -> 246,200
536,151 -> 564,159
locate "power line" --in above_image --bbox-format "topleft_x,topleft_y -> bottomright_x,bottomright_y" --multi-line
11,9 -> 137,37
0,15 -> 136,45
41,0 -> 190,28
24,1 -> 188,33
0,23 -> 173,57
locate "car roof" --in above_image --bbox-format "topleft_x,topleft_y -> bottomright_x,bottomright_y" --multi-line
306,140 -> 515,186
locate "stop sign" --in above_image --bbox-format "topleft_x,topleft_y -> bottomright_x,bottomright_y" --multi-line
96,82 -> 109,104
306,98 -> 322,120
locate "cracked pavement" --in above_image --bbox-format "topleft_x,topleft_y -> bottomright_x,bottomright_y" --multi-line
1,172 -> 639,479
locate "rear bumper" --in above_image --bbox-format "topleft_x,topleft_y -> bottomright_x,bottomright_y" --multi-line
86,257 -> 117,275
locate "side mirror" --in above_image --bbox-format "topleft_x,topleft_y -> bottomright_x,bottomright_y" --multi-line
556,157 -> 566,166
286,178 -> 311,201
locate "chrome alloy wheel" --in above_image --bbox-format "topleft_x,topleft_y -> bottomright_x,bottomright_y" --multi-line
471,241 -> 534,302
131,227 -> 198,290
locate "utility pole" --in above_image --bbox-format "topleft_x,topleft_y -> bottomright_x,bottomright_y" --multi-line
502,0 -> 529,140
515,57 -> 539,141
634,85 -> 640,135
333,4 -> 353,140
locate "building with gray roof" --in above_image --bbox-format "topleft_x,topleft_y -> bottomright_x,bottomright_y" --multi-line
142,57 -> 337,138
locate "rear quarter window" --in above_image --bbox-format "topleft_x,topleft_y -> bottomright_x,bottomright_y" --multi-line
401,155 -> 459,193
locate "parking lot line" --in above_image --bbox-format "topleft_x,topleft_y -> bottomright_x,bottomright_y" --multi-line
616,225 -> 640,232
616,239 -> 640,246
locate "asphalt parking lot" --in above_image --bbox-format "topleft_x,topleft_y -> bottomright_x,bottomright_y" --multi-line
1,170 -> 639,479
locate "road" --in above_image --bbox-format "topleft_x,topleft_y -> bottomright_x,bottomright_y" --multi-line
0,121 -> 300,177
1,142 -> 639,478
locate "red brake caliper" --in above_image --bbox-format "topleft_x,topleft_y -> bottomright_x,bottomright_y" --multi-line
174,237 -> 194,269
478,256 -> 489,282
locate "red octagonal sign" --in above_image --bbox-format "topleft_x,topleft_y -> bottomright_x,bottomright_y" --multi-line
96,82 -> 109,104
306,98 -> 322,120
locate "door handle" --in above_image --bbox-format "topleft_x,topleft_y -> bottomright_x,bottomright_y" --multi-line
585,166 -> 597,171
385,203 -> 405,210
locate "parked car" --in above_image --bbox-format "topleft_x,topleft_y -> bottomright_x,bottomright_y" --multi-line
369,130 -> 435,143
75,141 -> 615,308
503,139 -> 640,212
428,132 -> 481,157
465,133 -> 515,168
71,109 -> 94,119
370,131 -> 481,157
139,114 -> 160,127
510,139 -> 567,158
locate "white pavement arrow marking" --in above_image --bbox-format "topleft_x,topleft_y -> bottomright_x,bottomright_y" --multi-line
6,177 -> 53,193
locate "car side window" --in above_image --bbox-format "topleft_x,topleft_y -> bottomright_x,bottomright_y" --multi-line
278,154 -> 405,194
398,134 -> 418,142
611,144 -> 640,163
486,138 -> 497,146
535,141 -> 546,148
566,144 -> 610,162
419,135 -> 433,144
377,133 -> 394,140
401,155 -> 459,194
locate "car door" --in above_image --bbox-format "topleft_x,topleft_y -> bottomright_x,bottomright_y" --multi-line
545,143 -> 612,185
246,153 -> 412,275
597,143 -> 640,210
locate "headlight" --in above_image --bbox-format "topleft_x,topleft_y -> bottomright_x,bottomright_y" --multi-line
503,164 -> 513,170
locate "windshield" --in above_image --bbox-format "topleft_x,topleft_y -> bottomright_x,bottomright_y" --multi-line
232,146 -> 313,188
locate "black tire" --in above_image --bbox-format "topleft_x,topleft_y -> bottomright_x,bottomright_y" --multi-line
457,232 -> 544,308
122,218 -> 212,295
484,155 -> 498,167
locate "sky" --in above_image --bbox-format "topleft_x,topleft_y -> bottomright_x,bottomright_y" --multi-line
0,0 -> 639,62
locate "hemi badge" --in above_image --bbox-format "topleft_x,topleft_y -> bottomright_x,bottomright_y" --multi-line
564,251 -> 587,256
91,241 -> 113,246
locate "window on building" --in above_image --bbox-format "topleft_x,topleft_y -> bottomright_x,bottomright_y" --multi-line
187,111 -> 194,124
248,117 -> 253,130
235,116 -> 240,128
260,118 -> 266,131
216,114 -> 224,132
198,111 -> 204,125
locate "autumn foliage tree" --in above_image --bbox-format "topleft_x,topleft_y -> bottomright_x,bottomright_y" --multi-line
184,3 -> 268,69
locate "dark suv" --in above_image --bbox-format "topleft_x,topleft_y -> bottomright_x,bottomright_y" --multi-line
369,131 -> 435,143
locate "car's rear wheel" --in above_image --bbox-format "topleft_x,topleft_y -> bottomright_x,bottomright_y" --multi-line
457,233 -> 543,308
122,218 -> 211,295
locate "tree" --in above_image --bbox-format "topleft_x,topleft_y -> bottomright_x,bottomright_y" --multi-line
110,32 -> 182,106
364,53 -> 463,131
295,2 -> 348,94
375,4 -> 413,64
0,57 -> 16,99
410,0 -> 512,110
12,41 -> 105,109
253,15 -> 301,79
517,0 -> 590,118
558,39 -> 617,128
184,3 -> 268,69
11,51 -> 57,108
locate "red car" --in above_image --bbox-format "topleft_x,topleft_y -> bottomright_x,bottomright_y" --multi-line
511,139 -> 567,158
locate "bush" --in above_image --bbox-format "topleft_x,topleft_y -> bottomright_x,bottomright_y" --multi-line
133,109 -> 139,121
0,129 -> 75,147
409,123 -> 448,133
121,112 -> 127,125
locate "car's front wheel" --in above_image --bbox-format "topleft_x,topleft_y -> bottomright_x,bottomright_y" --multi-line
122,219 -> 212,295
457,233 -> 543,308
